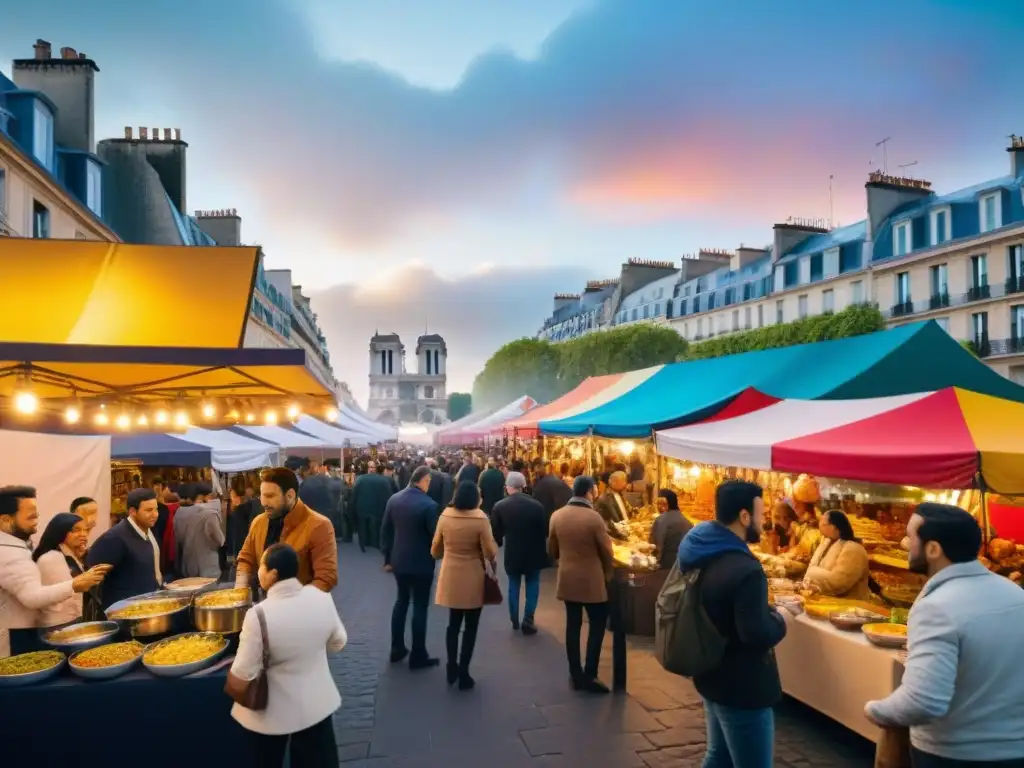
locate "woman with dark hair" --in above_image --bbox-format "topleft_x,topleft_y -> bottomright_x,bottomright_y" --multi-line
229,543 -> 348,768
803,509 -> 872,600
431,481 -> 499,690
649,489 -> 692,570
34,512 -> 101,625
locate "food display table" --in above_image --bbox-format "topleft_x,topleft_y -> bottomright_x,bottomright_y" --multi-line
776,610 -> 904,742
3,658 -> 254,768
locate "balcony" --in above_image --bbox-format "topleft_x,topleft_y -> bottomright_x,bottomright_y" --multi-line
890,300 -> 915,318
882,283 -> 1007,320
967,284 -> 991,302
928,293 -> 951,310
973,337 -> 992,358
1006,276 -> 1024,296
984,337 -> 1024,358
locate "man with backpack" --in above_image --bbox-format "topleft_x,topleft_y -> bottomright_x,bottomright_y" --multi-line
674,480 -> 786,768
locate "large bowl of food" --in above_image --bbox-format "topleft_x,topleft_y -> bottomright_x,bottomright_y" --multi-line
862,622 -> 908,649
192,587 -> 252,634
68,640 -> 144,680
829,608 -> 888,632
40,620 -> 120,652
106,592 -> 191,637
142,632 -> 228,678
165,577 -> 218,596
0,650 -> 66,687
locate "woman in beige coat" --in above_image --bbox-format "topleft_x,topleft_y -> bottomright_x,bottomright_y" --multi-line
803,510 -> 873,601
431,481 -> 499,690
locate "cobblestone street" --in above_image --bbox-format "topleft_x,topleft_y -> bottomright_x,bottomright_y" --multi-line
330,544 -> 875,767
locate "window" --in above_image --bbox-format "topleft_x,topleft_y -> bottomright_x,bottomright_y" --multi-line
784,262 -> 798,288
809,254 -> 823,282
744,306 -> 751,329
971,254 -> 989,292
895,272 -> 911,304
823,247 -> 840,279
654,302 -> 661,316
424,385 -> 434,399
798,257 -> 811,285
731,310 -> 739,331
930,207 -> 950,246
980,193 -> 1001,233
642,305 -> 650,320
0,167 -> 5,215
850,280 -> 864,304
1013,306 -> 1024,341
1008,245 -> 1024,290
85,160 -> 102,216
822,289 -> 834,313
839,247 -> 862,274
893,221 -> 911,257
33,101 -> 53,169
697,318 -> 704,337
930,264 -> 948,297
775,300 -> 784,324
757,304 -> 764,328
631,308 -> 638,321
798,294 -> 808,319
683,322 -> 689,338
972,312 -> 989,353
32,200 -> 50,238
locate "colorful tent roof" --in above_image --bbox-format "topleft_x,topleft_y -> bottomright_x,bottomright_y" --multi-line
438,396 -> 535,445
656,388 -> 1024,492
111,427 -> 277,471
541,321 -> 1024,438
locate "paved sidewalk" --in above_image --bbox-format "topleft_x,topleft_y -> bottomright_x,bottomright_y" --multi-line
330,544 -> 875,767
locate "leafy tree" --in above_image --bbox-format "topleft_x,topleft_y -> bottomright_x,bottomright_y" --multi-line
684,304 -> 885,360
447,392 -> 473,421
472,338 -> 562,411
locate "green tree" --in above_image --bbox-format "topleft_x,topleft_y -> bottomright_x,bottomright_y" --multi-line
472,338 -> 562,411
558,324 -> 689,391
684,304 -> 885,360
447,392 -> 473,421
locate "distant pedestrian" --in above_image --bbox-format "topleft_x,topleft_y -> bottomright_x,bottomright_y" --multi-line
431,481 -> 499,690
491,471 -> 548,634
677,480 -> 784,768
533,461 -> 572,521
380,466 -> 441,670
347,462 -> 394,550
477,458 -> 506,516
547,475 -> 614,694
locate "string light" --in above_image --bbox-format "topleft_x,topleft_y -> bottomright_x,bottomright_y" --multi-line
201,402 -> 216,420
64,405 -> 81,424
115,413 -> 131,431
173,410 -> 189,429
154,409 -> 169,427
325,407 -> 339,422
136,414 -> 149,428
286,404 -> 301,420
94,411 -> 110,427
264,410 -> 279,426
13,390 -> 38,415
245,412 -> 256,423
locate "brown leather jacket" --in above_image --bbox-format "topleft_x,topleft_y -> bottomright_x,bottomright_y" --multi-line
235,500 -> 338,592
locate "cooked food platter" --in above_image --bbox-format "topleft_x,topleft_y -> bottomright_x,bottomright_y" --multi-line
142,631 -> 229,678
828,608 -> 887,632
861,622 -> 908,649
193,587 -> 252,634
40,620 -> 120,651
106,592 -> 192,637
0,650 -> 67,687
165,577 -> 218,595
68,640 -> 145,680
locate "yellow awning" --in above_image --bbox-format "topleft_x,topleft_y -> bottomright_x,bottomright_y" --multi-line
0,239 -> 259,348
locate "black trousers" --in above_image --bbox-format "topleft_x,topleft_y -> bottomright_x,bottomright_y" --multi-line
248,715 -> 337,768
446,607 -> 482,671
564,601 -> 609,682
912,749 -> 1024,768
392,573 -> 433,661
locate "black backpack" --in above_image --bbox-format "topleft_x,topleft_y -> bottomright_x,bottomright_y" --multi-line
654,560 -> 727,678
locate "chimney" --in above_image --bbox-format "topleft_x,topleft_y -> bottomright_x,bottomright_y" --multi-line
124,126 -> 133,139
732,245 -> 768,271
772,219 -> 830,262
174,128 -> 181,141
151,127 -> 159,141
13,40 -> 98,152
139,127 -> 148,140
1009,134 -> 1024,178
865,171 -> 933,242
553,293 -> 580,314
195,208 -> 243,246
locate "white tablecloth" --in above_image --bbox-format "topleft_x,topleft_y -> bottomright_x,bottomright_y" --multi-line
776,610 -> 904,742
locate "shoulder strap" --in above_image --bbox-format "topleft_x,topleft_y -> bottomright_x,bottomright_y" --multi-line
254,605 -> 270,672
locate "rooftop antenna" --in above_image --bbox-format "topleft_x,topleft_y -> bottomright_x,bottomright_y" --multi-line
875,137 -> 891,173
828,175 -> 834,229
898,160 -> 918,177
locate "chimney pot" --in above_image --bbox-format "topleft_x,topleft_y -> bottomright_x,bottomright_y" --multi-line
152,128 -> 160,141
60,46 -> 77,60
164,128 -> 172,142
139,127 -> 148,140
79,52 -> 87,59
33,39 -> 52,60
124,126 -> 133,139
174,128 -> 181,140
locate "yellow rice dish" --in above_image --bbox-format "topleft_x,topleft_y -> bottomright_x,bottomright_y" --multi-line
45,624 -> 109,644
144,634 -> 225,666
108,599 -> 184,620
194,588 -> 250,608
862,623 -> 908,637
0,650 -> 64,676
71,641 -> 144,669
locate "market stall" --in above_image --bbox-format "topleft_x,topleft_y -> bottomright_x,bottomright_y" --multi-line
294,414 -> 375,448
336,403 -> 397,441
436,395 -> 535,446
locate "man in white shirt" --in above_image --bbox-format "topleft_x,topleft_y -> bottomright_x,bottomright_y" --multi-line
0,485 -> 108,657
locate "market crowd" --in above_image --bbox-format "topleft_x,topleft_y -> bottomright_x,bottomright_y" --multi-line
3,448 -> 1024,767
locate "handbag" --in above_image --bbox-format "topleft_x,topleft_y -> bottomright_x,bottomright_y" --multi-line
483,558 -> 503,605
224,605 -> 270,710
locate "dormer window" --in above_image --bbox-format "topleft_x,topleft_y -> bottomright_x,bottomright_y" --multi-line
930,206 -> 951,245
33,100 -> 54,170
893,220 -> 912,257
85,159 -> 102,217
980,192 -> 1001,233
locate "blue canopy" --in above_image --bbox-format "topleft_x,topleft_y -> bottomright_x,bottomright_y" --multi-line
111,433 -> 211,466
539,320 -> 1024,438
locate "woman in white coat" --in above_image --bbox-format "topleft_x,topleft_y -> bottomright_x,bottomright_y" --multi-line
33,512 -> 97,627
228,543 -> 347,768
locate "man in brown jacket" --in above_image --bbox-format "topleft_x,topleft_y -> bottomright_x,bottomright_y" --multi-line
547,474 -> 615,694
235,467 -> 338,593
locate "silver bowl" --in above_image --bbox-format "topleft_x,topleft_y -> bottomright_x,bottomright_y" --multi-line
40,620 -> 121,652
68,641 -> 144,680
142,632 -> 228,678
192,585 -> 252,634
106,592 -> 192,638
0,652 -> 67,687
165,577 -> 218,596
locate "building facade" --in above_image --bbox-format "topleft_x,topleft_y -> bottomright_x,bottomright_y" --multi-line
537,137 -> 1024,384
366,333 -> 447,425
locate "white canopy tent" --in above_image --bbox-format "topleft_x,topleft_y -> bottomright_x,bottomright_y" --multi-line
181,427 -> 281,472
654,394 -> 924,469
337,404 -> 397,441
235,425 -> 333,450
295,415 -> 373,447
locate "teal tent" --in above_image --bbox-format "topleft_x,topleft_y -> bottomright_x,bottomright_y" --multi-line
539,320 -> 1024,438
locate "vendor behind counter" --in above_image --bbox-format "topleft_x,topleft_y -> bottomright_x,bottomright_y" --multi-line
802,509 -> 872,601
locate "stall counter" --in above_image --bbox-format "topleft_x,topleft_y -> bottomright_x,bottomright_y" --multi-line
776,610 -> 904,743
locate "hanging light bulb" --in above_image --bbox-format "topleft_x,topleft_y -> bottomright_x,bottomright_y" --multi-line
325,407 -> 339,422
12,370 -> 38,416
226,408 -> 240,421
94,411 -> 110,427
201,401 -> 216,420
173,410 -> 189,429
154,408 -> 170,427
264,409 -> 279,426
64,404 -> 82,424
115,413 -> 132,431
245,412 -> 256,423
286,403 -> 301,420
689,464 -> 702,478
136,413 -> 149,428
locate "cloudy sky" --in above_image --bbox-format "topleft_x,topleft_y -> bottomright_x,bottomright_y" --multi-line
2,1 -> 1022,405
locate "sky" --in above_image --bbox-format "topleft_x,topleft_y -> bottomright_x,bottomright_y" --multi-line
2,0 -> 1023,406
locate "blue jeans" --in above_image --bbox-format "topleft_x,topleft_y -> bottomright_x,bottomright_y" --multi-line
702,699 -> 773,768
507,570 -> 540,623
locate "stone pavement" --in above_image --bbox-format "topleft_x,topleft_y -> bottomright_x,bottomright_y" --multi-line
329,544 -> 875,767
